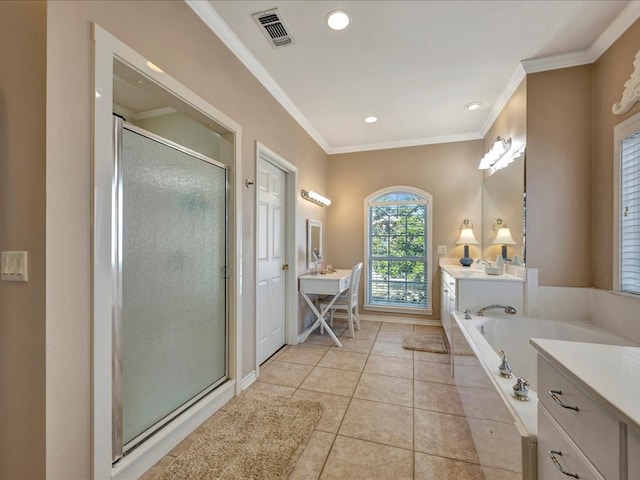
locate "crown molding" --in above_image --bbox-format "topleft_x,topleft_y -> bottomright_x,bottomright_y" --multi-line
187,0 -> 640,155
184,0 -> 331,153
522,1 -> 640,74
327,131 -> 482,155
479,63 -> 526,138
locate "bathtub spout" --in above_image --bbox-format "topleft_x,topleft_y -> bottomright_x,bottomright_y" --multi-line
477,304 -> 517,316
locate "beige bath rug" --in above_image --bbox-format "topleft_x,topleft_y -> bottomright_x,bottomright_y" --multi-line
402,332 -> 448,353
154,390 -> 324,480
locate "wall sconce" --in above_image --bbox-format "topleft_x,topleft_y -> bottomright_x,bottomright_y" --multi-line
491,219 -> 516,260
301,189 -> 331,207
456,219 -> 479,267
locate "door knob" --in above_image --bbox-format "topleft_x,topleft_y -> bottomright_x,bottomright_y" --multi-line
282,264 -> 289,270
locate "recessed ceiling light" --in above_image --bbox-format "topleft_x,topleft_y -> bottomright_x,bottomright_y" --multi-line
326,10 -> 350,30
364,116 -> 378,123
146,61 -> 164,73
464,101 -> 483,111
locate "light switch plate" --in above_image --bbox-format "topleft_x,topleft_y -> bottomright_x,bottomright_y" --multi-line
1,251 -> 28,282
436,245 -> 447,255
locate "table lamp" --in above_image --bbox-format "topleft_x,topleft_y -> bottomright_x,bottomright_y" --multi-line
492,221 -> 516,261
456,220 -> 479,267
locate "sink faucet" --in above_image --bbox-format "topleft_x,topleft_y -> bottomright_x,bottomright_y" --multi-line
476,258 -> 490,266
476,304 -> 517,316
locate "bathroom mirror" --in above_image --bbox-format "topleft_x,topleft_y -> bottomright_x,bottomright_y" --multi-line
307,219 -> 322,269
482,153 -> 526,264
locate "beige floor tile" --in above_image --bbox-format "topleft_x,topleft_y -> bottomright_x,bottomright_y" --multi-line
339,398 -> 413,449
359,319 -> 382,330
318,349 -> 368,372
299,366 -> 361,397
467,417 -> 522,473
294,389 -> 351,433
414,380 -> 464,416
287,430 -> 335,480
379,322 -> 414,333
364,354 -> 413,379
415,452 -> 485,480
353,373 -> 413,407
305,333 -> 340,347
319,436 -> 413,480
414,350 -> 451,364
414,359 -> 456,385
375,329 -> 406,343
331,337 -> 374,354
457,385 -> 514,423
454,353 -> 481,366
341,327 -> 378,341
277,344 -> 328,366
414,409 -> 480,464
248,381 -> 296,397
371,341 -> 413,359
413,325 -> 446,335
257,360 -> 314,388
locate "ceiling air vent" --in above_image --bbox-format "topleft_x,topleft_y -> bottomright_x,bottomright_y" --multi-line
252,8 -> 294,48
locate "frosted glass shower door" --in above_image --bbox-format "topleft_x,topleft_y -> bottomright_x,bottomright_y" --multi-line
113,119 -> 228,458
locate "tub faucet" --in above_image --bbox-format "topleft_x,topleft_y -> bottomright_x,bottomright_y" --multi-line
477,304 -> 517,316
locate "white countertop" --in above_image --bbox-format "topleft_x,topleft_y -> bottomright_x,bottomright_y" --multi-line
440,259 -> 525,282
531,338 -> 640,430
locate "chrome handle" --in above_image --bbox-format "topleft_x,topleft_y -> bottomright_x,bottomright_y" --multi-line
548,450 -> 579,478
548,390 -> 579,411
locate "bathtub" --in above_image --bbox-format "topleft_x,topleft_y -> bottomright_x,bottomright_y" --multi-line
450,311 -> 638,479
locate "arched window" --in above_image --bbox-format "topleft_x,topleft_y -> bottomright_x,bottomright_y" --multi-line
364,187 -> 433,313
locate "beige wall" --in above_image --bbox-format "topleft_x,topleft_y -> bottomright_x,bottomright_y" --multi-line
593,19 -> 640,289
327,141 -> 483,320
45,1 -> 327,477
0,2 -> 47,478
526,65 -> 593,286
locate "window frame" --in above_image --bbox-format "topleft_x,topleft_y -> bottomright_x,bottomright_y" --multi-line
363,186 -> 433,315
613,111 -> 640,296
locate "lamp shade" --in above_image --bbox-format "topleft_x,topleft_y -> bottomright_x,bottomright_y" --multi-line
456,227 -> 479,245
492,227 -> 516,245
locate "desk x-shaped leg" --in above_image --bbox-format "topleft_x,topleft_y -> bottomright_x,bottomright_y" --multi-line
299,290 -> 343,347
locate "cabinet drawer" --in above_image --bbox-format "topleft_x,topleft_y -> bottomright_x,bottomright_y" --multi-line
538,405 -> 604,480
538,356 -> 619,480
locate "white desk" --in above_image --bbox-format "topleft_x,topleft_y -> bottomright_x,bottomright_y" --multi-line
299,269 -> 351,347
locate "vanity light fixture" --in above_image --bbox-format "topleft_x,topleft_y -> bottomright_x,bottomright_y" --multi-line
456,219 -> 479,267
301,189 -> 331,207
479,136 -> 512,170
326,10 -> 350,30
492,219 -> 516,261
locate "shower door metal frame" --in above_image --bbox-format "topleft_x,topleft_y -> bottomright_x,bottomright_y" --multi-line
111,117 -> 229,463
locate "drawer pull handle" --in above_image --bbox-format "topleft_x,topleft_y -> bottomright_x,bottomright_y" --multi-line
548,450 -> 579,478
548,390 -> 579,411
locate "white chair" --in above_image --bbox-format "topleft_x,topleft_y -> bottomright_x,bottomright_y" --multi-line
319,262 -> 363,338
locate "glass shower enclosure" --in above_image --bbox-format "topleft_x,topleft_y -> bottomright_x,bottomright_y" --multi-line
112,117 -> 228,461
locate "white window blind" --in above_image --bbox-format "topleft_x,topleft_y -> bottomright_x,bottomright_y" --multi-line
620,130 -> 640,295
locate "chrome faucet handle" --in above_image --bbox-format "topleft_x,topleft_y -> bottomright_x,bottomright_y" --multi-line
513,377 -> 530,400
498,350 -> 512,378
463,309 -> 472,319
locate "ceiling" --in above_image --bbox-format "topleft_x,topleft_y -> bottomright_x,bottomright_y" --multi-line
190,1 -> 639,154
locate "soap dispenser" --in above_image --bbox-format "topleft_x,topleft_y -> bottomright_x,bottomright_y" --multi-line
495,255 -> 505,274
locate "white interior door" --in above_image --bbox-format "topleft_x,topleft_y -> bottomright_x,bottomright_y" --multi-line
257,159 -> 286,364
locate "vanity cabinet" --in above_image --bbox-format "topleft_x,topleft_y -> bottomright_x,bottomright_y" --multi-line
532,340 -> 640,480
439,263 -> 525,350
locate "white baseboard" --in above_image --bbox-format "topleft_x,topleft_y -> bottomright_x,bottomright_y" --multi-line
241,371 -> 256,390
